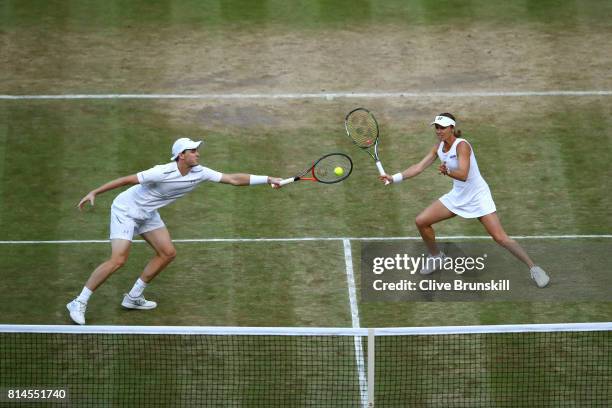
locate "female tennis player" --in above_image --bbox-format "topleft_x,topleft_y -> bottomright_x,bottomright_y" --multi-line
380,113 -> 550,288
67,137 -> 282,325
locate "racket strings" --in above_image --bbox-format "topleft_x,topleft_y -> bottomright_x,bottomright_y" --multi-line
313,154 -> 353,183
346,110 -> 378,148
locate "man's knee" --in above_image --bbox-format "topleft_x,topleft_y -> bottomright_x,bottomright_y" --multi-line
160,247 -> 177,262
109,254 -> 129,270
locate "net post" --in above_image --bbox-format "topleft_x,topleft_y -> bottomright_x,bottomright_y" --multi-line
367,328 -> 375,407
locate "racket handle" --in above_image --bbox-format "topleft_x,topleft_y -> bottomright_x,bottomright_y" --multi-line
279,177 -> 296,186
376,161 -> 390,185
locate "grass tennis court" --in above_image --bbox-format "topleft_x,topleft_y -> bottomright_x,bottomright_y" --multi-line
1,98 -> 611,327
1,0 -> 611,406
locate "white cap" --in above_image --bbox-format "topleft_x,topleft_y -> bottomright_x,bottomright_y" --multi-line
430,115 -> 456,127
170,137 -> 202,160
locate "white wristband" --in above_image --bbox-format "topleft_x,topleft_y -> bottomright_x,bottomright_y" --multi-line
249,175 -> 269,185
392,173 -> 403,184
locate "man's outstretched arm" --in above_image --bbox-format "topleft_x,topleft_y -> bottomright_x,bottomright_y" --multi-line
220,174 -> 281,186
77,175 -> 139,210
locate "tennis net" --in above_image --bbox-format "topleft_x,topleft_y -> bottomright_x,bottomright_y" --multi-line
0,323 -> 609,406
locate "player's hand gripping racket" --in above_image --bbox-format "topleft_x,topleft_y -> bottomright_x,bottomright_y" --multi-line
277,153 -> 353,186
344,107 -> 390,185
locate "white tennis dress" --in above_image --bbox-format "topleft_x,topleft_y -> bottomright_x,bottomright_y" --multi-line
437,138 -> 496,218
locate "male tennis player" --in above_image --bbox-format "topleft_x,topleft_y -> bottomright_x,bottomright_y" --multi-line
380,113 -> 550,288
67,137 -> 282,325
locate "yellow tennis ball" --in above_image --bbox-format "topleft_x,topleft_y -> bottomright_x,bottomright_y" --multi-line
334,166 -> 344,176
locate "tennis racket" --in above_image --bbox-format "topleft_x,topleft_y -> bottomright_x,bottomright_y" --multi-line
344,107 -> 390,185
278,153 -> 353,186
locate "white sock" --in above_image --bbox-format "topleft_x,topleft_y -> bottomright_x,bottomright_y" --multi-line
128,278 -> 148,298
76,287 -> 93,304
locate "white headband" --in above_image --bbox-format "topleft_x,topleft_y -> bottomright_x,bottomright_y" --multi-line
431,115 -> 456,127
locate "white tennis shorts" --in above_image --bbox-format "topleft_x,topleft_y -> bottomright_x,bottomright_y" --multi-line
109,203 -> 165,241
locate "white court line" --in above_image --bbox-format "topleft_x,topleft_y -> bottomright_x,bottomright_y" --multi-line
342,240 -> 362,332
343,239 -> 368,408
1,234 -> 611,244
1,91 -> 611,100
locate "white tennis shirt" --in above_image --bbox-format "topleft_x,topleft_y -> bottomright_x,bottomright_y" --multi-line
113,162 -> 222,218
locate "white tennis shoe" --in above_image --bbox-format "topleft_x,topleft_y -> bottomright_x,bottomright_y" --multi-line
66,299 -> 87,325
530,266 -> 550,288
420,252 -> 446,275
121,294 -> 157,310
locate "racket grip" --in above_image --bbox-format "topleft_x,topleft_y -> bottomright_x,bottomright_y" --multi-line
376,161 -> 390,185
279,177 -> 296,186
